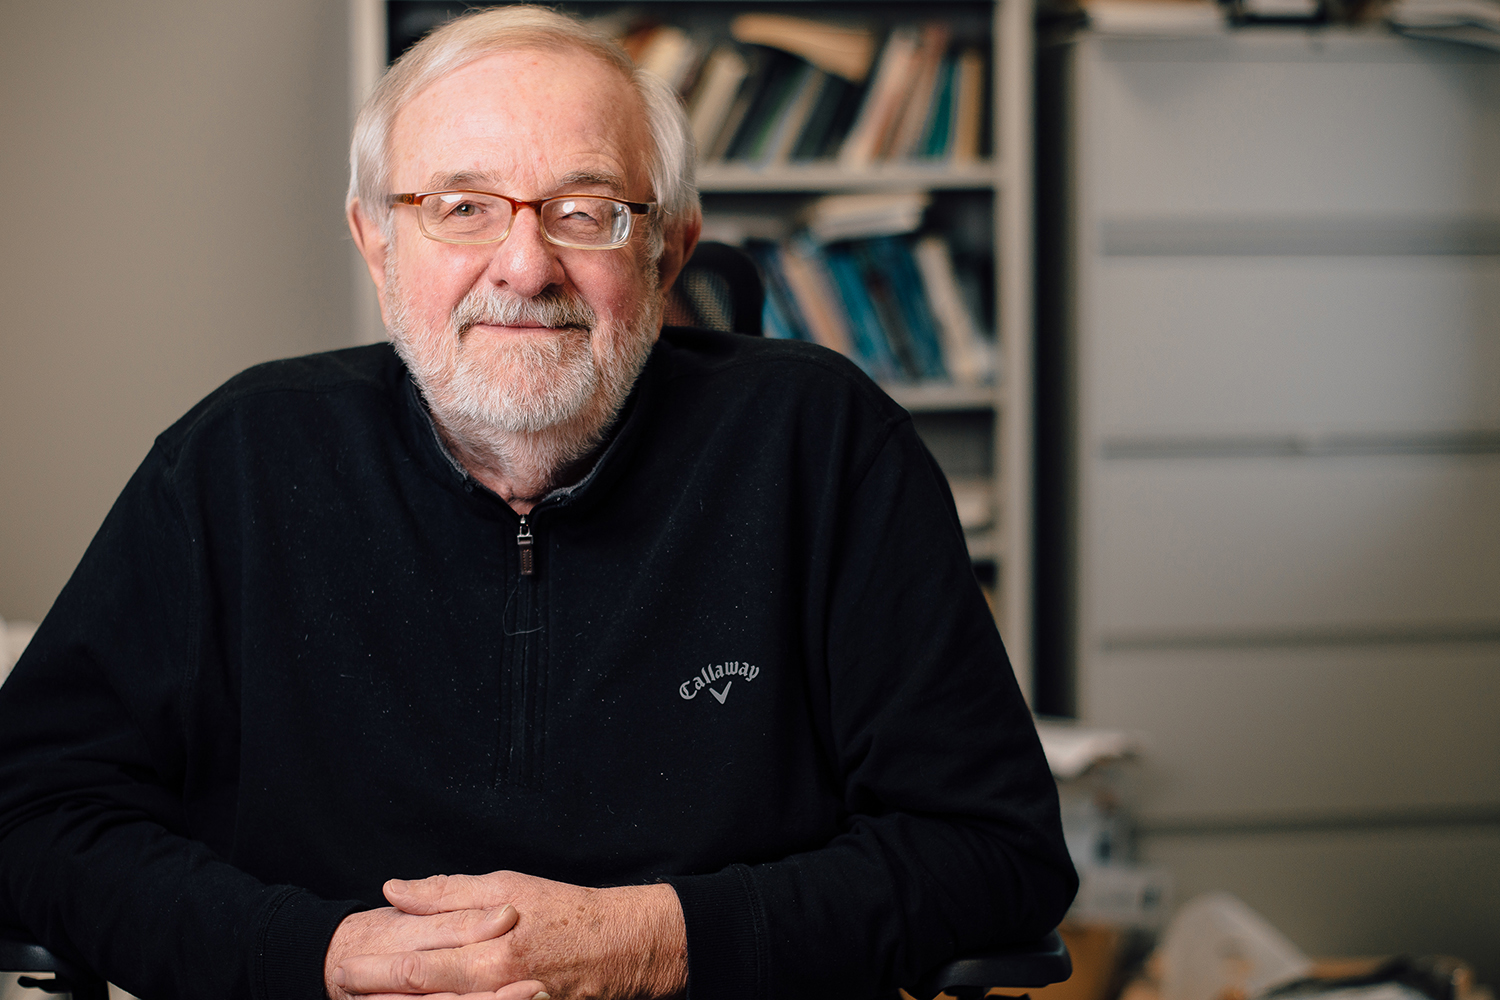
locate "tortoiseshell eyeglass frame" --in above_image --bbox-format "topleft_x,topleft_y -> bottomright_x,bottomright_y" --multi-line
388,190 -> 654,249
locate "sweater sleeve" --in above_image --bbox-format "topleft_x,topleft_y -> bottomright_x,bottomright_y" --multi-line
667,420 -> 1077,1000
0,442 -> 364,1000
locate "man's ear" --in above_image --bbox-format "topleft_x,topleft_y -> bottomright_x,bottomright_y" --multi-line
655,209 -> 702,294
348,199 -> 390,307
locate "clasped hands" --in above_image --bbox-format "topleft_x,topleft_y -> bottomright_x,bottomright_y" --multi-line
325,871 -> 687,1000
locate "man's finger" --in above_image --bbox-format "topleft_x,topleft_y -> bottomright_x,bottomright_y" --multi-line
385,872 -> 510,914
349,987 -> 546,1000
389,904 -> 519,951
337,948 -> 461,995
336,941 -> 520,996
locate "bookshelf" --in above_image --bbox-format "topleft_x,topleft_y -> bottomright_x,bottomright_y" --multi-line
353,0 -> 1036,696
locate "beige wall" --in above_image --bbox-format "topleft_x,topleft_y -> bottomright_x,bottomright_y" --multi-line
0,1 -> 360,621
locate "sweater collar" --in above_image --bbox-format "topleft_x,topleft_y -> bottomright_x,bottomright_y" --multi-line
396,338 -> 669,517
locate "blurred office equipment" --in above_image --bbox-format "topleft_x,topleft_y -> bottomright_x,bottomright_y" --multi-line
1035,26 -> 1500,977
0,933 -> 107,1000
1037,720 -> 1172,930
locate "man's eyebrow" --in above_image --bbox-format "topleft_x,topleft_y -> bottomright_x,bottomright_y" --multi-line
426,169 -> 505,191
555,171 -> 628,195
419,170 -> 630,196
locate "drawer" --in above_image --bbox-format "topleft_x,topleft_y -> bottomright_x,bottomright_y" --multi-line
1082,642 -> 1500,817
1084,256 -> 1500,437
1079,34 -> 1500,218
1086,455 -> 1500,634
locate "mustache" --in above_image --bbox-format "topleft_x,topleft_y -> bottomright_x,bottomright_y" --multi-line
452,288 -> 598,334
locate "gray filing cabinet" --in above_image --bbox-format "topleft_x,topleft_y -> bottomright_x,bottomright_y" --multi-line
1040,28 -> 1500,973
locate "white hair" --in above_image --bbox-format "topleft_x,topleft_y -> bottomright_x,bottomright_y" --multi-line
348,5 -> 698,252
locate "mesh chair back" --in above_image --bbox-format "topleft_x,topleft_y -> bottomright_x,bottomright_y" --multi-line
664,241 -> 764,336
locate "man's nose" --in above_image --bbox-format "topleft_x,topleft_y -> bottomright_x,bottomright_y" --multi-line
482,206 -> 565,297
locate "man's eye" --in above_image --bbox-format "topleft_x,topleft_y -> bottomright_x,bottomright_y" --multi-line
557,201 -> 598,223
446,202 -> 483,218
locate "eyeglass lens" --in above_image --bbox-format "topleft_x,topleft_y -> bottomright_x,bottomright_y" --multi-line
420,193 -> 631,246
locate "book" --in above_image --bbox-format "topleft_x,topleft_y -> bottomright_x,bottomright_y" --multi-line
852,241 -> 918,379
918,54 -> 958,159
687,46 -> 751,157
778,238 -> 857,360
885,23 -> 952,160
619,21 -> 662,63
792,73 -> 866,160
758,64 -> 830,166
634,24 -> 702,91
868,236 -> 947,380
837,26 -> 923,169
705,46 -> 777,161
822,244 -> 902,381
725,50 -> 814,162
912,235 -> 993,386
729,13 -> 877,82
745,241 -> 808,341
800,191 -> 931,243
949,48 -> 986,165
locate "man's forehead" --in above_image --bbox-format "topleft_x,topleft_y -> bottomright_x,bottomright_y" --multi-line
389,47 -> 648,195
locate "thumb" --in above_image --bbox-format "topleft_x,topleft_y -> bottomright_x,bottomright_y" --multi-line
383,875 -> 448,913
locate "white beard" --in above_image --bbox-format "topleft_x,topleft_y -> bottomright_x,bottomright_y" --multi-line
384,260 -> 660,488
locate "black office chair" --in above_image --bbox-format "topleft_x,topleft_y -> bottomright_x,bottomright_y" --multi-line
665,240 -> 765,336
908,928 -> 1072,999
0,930 -> 108,1000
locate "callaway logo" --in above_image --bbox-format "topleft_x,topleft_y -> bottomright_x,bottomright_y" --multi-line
679,661 -> 759,704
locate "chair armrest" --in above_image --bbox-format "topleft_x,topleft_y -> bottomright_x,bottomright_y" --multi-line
0,928 -> 109,1000
909,929 -> 1073,999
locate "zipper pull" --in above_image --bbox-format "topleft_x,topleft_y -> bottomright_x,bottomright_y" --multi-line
516,515 -> 534,577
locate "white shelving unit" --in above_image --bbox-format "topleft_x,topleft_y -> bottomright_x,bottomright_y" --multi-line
1044,27 -> 1500,965
352,0 -> 1036,695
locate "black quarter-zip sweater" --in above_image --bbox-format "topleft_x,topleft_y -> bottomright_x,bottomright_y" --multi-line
0,329 -> 1075,1000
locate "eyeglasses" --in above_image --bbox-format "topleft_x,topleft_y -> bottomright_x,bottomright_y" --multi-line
389,190 -> 654,249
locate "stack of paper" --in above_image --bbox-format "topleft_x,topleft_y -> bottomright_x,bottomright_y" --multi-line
1033,719 -> 1145,780
1083,0 -> 1226,34
1389,0 -> 1500,49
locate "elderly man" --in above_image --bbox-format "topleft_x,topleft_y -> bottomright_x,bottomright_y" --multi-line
0,7 -> 1074,1000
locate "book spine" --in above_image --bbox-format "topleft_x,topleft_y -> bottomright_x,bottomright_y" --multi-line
874,236 -> 947,380
885,23 -> 951,161
687,46 -> 751,158
852,241 -> 920,380
823,244 -> 901,381
950,48 -> 986,165
912,234 -> 992,386
837,26 -> 921,169
724,49 -> 802,162
706,47 -> 771,162
745,241 -> 812,342
760,65 -> 828,166
779,238 -> 858,360
918,52 -> 957,159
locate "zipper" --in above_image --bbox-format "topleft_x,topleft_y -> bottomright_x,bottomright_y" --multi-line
500,512 -> 541,788
516,514 -> 534,577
